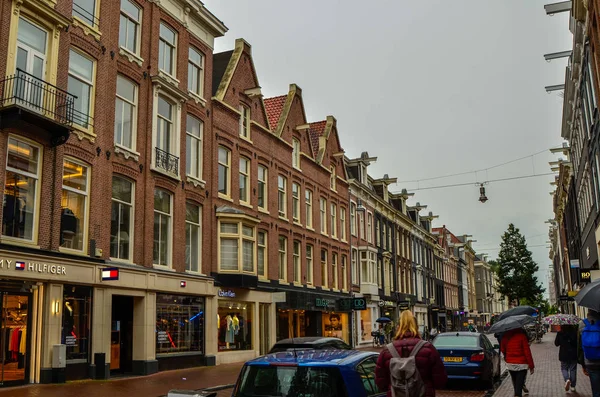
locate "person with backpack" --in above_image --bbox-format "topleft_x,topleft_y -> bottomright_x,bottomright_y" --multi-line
578,309 -> 600,397
555,324 -> 579,392
500,327 -> 535,397
375,310 -> 447,397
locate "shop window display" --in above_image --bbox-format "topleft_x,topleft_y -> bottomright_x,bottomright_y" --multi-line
62,285 -> 92,361
360,309 -> 373,342
322,312 -> 349,344
156,294 -> 204,354
218,301 -> 253,351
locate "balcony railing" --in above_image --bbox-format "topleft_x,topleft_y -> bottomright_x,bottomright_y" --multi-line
0,69 -> 76,127
155,147 -> 179,176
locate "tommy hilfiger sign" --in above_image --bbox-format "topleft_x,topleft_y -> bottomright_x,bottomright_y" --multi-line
0,259 -> 67,275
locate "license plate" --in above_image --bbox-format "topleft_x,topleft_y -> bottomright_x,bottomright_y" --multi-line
443,357 -> 462,362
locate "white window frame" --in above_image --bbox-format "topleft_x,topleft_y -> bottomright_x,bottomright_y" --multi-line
218,146 -> 231,198
158,22 -> 177,77
341,255 -> 348,291
367,212 -> 373,244
185,201 -> 202,273
73,0 -> 99,29
293,240 -> 301,283
185,114 -> 203,181
152,89 -> 181,177
359,211 -> 365,240
258,231 -> 267,278
119,0 -> 141,56
321,249 -> 328,288
351,248 -> 358,285
330,166 -> 336,191
306,244 -> 314,285
340,207 -> 346,241
218,221 -> 256,273
292,183 -> 300,223
2,136 -> 42,244
350,202 -> 356,236
292,138 -> 301,169
278,175 -> 287,219
279,236 -> 288,281
305,189 -> 313,228
114,74 -> 138,153
60,157 -> 90,254
332,252 -> 338,290
330,202 -> 337,238
188,46 -> 204,98
153,188 -> 172,266
68,48 -> 95,131
258,165 -> 268,211
110,175 -> 134,261
320,197 -> 327,234
239,156 -> 250,204
239,104 -> 250,139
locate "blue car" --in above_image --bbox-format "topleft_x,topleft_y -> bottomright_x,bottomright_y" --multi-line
231,349 -> 386,397
432,332 -> 501,387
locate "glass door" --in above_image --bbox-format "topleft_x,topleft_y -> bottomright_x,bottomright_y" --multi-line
0,293 -> 29,386
15,17 -> 47,109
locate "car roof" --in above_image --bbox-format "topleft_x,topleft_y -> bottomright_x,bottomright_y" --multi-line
436,332 -> 481,337
274,337 -> 345,345
245,349 -> 376,367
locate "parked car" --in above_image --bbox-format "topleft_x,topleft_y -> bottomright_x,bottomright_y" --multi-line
231,349 -> 385,397
432,332 -> 501,388
269,336 -> 351,353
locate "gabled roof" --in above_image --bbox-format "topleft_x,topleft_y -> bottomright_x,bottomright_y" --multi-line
212,50 -> 233,96
264,95 -> 287,131
309,121 -> 326,156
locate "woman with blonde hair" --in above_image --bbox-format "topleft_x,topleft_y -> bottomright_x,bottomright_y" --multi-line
375,310 -> 447,396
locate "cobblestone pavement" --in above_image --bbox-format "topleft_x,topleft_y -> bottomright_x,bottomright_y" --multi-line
492,332 -> 593,397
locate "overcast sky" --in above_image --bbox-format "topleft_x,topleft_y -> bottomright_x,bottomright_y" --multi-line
204,0 -> 572,296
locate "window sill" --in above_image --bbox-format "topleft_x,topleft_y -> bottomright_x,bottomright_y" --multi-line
188,91 -> 206,107
0,238 -> 40,250
72,16 -> 102,41
119,47 -> 143,67
186,176 -> 206,189
109,258 -> 135,266
293,220 -> 302,226
151,165 -> 181,181
153,264 -> 174,271
158,70 -> 181,88
239,135 -> 253,144
331,236 -> 339,241
306,284 -> 316,289
306,226 -> 315,232
218,194 -> 234,202
321,231 -> 329,237
72,124 -> 96,143
114,145 -> 140,162
293,165 -> 302,172
258,208 -> 270,215
278,279 -> 287,283
240,202 -> 253,209
59,247 -> 87,256
185,269 -> 204,276
278,216 -> 289,222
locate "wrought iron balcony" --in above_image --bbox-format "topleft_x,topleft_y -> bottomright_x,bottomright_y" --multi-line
155,147 -> 179,176
0,69 -> 76,146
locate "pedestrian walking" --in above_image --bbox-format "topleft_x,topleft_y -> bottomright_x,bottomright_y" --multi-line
500,327 -> 535,397
375,310 -> 447,397
578,309 -> 600,397
555,324 -> 579,392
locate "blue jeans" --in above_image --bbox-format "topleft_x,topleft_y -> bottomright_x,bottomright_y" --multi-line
589,367 -> 600,397
561,360 -> 577,387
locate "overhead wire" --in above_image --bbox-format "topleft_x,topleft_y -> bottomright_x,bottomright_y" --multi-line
394,172 -> 554,192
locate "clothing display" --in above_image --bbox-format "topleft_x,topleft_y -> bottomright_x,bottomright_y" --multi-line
225,315 -> 235,344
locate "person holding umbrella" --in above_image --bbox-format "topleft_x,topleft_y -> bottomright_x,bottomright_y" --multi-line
555,324 -> 579,392
490,314 -> 535,397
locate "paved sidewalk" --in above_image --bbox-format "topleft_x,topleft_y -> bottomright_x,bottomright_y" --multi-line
493,332 -> 593,396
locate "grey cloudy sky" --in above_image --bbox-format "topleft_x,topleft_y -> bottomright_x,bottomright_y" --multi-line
204,0 -> 572,294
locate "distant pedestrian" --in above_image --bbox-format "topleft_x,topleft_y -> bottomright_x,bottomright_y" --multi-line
578,309 -> 600,397
501,327 -> 535,397
555,324 -> 579,393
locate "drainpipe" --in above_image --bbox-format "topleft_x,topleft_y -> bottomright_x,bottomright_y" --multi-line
348,186 -> 355,347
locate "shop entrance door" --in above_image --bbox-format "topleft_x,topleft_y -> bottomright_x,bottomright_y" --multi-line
110,296 -> 133,374
0,293 -> 30,386
259,304 -> 270,355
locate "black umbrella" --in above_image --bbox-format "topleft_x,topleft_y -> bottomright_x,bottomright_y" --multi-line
575,278 -> 600,312
376,317 -> 392,323
497,305 -> 537,321
488,314 -> 535,334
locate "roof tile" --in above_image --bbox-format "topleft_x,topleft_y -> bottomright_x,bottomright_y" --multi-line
264,95 -> 287,131
308,121 -> 326,156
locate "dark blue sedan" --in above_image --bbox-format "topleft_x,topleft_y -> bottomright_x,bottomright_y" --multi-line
231,349 -> 385,397
432,332 -> 501,387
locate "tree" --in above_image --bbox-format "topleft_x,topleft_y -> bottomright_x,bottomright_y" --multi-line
495,223 -> 545,304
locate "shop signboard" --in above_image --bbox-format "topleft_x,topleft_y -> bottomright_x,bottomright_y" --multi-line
0,258 -> 67,275
315,298 -> 334,308
570,259 -> 580,269
378,299 -> 396,307
339,297 -> 367,311
218,289 -> 236,298
398,300 -> 411,311
581,269 -> 592,283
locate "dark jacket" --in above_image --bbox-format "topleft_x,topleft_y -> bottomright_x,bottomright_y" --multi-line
578,310 -> 600,370
500,328 -> 535,368
375,336 -> 447,397
554,326 -> 578,362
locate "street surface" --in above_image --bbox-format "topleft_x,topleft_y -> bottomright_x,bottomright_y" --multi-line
0,333 -> 594,397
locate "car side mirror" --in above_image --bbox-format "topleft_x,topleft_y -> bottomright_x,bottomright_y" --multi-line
493,344 -> 500,349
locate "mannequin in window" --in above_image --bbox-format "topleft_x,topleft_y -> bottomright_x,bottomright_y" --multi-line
225,314 -> 234,348
232,314 -> 240,336
63,300 -> 75,342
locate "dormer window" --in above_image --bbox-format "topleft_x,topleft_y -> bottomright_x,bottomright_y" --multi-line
292,138 -> 300,169
239,104 -> 250,139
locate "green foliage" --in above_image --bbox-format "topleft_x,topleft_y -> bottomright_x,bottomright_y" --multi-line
495,223 -> 545,304
488,259 -> 500,274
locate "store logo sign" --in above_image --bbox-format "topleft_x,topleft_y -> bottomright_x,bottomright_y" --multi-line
0,259 -> 66,275
102,267 -> 119,281
580,270 -> 592,282
315,298 -> 333,308
218,289 -> 236,298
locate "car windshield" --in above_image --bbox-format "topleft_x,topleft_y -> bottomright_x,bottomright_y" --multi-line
433,335 -> 479,348
236,365 -> 345,397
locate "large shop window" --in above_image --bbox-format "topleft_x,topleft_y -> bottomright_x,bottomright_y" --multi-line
2,137 -> 40,242
156,294 -> 204,354
218,301 -> 253,351
60,158 -> 89,252
62,285 -> 92,361
322,312 -> 349,344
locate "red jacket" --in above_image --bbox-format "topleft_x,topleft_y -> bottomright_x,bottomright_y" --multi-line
375,336 -> 448,397
500,329 -> 534,369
